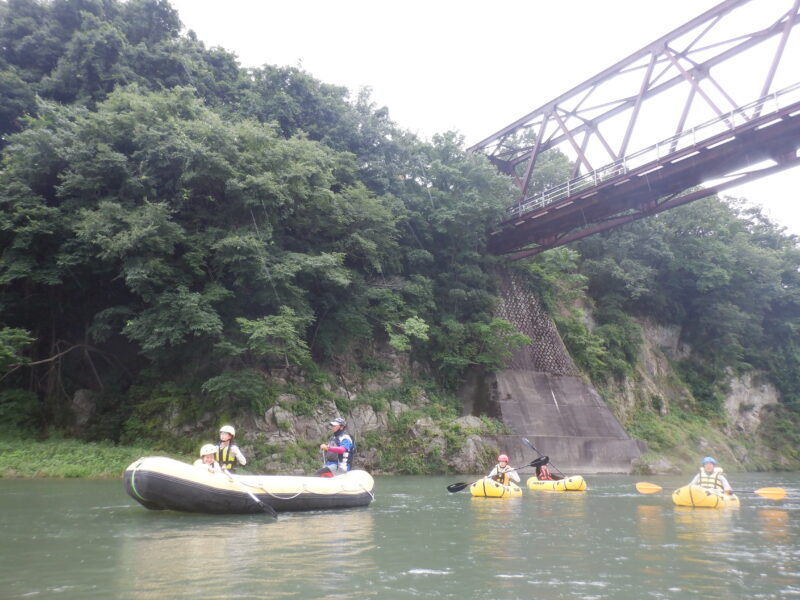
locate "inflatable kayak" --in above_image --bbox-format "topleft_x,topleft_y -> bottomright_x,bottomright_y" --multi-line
123,456 -> 374,514
469,477 -> 522,498
526,475 -> 587,492
671,484 -> 740,508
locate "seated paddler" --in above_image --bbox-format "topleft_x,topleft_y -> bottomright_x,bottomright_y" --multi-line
487,454 -> 519,485
319,417 -> 354,475
689,456 -> 733,494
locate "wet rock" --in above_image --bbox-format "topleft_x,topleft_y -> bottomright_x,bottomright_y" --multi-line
454,415 -> 484,431
448,434 -> 493,473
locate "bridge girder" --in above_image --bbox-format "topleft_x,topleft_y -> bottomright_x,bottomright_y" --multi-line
470,0 -> 800,257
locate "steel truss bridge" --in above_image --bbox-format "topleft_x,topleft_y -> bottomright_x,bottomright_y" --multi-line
469,0 -> 800,260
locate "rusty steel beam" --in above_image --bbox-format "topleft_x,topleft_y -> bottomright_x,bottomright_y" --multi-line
504,154 -> 800,261
488,97 -> 800,257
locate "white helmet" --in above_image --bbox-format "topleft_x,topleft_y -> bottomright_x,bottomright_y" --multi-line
219,425 -> 236,437
200,444 -> 218,457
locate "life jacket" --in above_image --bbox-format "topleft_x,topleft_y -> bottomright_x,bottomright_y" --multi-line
536,464 -> 553,480
492,464 -> 511,485
216,442 -> 242,472
325,431 -> 354,471
698,466 -> 725,490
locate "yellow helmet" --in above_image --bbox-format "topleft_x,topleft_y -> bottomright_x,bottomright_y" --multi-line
200,444 -> 218,457
219,425 -> 236,437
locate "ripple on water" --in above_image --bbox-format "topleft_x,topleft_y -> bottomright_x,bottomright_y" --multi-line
406,569 -> 452,575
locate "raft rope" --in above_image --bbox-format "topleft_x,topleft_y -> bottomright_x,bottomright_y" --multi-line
360,484 -> 375,501
256,483 -> 306,501
234,477 -> 374,500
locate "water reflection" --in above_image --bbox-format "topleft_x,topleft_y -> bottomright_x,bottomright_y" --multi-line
756,508 -> 790,544
469,495 -> 519,557
673,506 -> 736,546
118,509 -> 375,599
636,504 -> 666,545
534,490 -> 587,520
671,506 -> 737,596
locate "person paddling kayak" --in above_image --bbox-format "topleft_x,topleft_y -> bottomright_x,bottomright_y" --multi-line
487,454 -> 520,485
689,456 -> 733,494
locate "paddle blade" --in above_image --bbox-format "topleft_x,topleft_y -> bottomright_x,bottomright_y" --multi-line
753,487 -> 786,500
635,482 -> 664,494
447,482 -> 470,493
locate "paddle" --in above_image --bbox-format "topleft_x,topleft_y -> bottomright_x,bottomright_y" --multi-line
522,437 -> 566,478
446,457 -> 547,493
635,481 -> 786,500
223,468 -> 278,516
315,450 -> 335,477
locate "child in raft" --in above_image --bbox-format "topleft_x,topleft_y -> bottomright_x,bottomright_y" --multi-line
194,444 -> 223,474
216,425 -> 247,472
487,454 -> 520,486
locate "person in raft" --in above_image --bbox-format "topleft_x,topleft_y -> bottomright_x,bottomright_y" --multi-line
194,444 -> 223,474
535,460 -> 556,481
689,456 -> 733,494
215,425 -> 246,472
487,454 -> 520,486
319,417 -> 353,475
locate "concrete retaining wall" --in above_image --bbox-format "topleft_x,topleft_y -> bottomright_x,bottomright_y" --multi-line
460,265 -> 645,473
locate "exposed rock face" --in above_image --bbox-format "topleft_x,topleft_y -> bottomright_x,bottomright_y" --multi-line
724,372 -> 779,434
610,319 -> 691,425
604,319 -> 783,473
235,385 -> 499,474
448,433 -> 494,473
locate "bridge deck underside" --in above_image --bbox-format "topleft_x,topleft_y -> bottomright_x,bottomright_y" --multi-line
489,101 -> 800,256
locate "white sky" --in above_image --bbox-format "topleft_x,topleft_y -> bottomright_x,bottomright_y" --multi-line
168,0 -> 800,235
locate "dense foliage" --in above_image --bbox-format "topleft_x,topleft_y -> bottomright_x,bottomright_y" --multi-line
0,0 -> 525,438
573,199 -> 800,407
521,195 -> 800,466
0,1 -> 798,467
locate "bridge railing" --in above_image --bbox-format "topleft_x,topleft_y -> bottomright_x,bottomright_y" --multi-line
507,82 -> 800,218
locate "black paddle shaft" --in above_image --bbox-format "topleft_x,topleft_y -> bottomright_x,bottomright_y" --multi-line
522,437 -> 565,477
224,470 -> 277,517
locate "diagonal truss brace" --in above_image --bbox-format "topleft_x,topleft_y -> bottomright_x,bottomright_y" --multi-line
469,0 -> 800,204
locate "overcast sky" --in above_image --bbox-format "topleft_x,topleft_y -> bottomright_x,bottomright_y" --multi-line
168,0 -> 800,234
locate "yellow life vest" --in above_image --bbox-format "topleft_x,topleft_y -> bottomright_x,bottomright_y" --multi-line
698,466 -> 725,490
492,464 -> 511,486
216,443 -> 240,471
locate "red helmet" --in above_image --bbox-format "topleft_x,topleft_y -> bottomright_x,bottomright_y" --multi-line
498,454 -> 509,463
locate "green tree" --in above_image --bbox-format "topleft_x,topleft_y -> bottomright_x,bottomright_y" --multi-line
237,307 -> 312,369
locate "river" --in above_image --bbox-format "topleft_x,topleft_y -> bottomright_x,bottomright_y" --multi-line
0,472 -> 797,599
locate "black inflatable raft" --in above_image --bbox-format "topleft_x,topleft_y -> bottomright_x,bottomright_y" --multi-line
123,456 -> 375,514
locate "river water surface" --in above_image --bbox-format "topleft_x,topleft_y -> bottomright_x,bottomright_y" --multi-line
0,472 -> 797,599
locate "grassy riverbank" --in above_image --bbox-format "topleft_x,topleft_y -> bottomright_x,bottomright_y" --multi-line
0,433 -> 180,478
